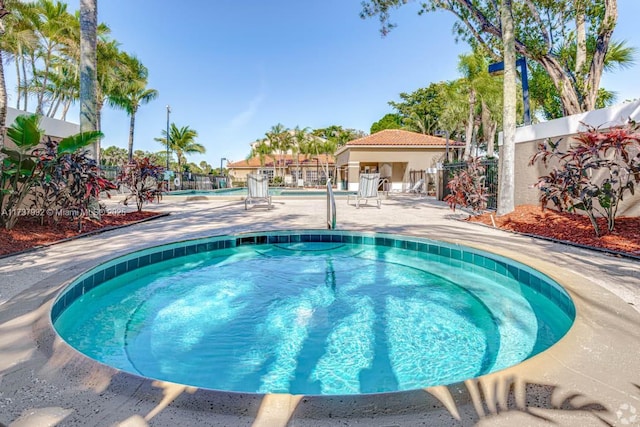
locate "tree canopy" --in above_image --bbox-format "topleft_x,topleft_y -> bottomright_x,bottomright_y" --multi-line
361,0 -> 625,116
370,113 -> 403,134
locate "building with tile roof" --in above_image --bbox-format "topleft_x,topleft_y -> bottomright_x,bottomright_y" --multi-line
334,129 -> 464,192
226,153 -> 334,186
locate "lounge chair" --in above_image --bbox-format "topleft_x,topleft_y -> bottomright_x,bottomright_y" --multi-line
347,173 -> 382,208
245,173 -> 272,210
408,179 -> 425,195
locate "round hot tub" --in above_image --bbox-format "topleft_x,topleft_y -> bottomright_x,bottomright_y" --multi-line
52,230 -> 574,395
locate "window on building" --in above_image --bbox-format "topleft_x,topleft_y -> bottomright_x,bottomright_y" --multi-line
259,169 -> 274,182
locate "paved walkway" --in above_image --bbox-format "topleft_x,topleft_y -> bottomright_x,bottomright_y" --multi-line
1,194 -> 639,426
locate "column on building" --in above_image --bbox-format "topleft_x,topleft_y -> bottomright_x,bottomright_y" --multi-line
347,161 -> 360,191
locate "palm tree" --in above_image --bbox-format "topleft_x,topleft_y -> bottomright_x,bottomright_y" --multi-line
108,53 -> 158,162
33,0 -> 75,115
292,126 -> 311,182
265,123 -> 291,178
0,1 -> 37,112
155,124 -> 204,171
247,138 -> 272,169
304,132 -> 336,183
100,145 -> 127,167
0,0 -> 26,146
95,38 -> 121,130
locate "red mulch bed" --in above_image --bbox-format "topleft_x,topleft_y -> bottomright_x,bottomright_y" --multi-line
0,211 -> 162,257
467,204 -> 640,257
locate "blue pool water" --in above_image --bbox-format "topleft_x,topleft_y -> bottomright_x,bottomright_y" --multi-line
52,231 -> 574,396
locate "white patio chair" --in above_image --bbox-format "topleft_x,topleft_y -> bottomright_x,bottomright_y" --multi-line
245,173 -> 272,210
408,179 -> 425,195
347,173 -> 382,208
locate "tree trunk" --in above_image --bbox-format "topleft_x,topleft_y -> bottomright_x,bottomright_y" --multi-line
0,0 -> 8,147
464,89 -> 476,160
481,100 -> 496,157
0,50 -> 6,148
23,53 -> 31,111
497,0 -> 516,216
61,100 -> 71,121
431,0 -> 616,116
537,56 -> 583,115
583,0 -> 618,111
80,0 -> 99,160
128,111 -> 136,162
575,0 -> 587,77
14,59 -> 20,110
35,48 -> 53,116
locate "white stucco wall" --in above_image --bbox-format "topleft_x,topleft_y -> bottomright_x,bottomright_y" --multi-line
6,107 -> 80,138
499,99 -> 640,216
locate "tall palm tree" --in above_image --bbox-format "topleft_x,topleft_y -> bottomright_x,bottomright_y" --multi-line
0,1 -> 37,112
79,0 -> 98,164
94,37 -> 121,130
155,124 -> 204,171
108,53 -> 158,162
33,0 -> 75,115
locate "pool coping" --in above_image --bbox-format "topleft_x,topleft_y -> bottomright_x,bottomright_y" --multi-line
38,231 -> 639,422
49,230 -> 576,396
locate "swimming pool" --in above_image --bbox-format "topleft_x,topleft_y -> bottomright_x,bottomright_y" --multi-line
167,188 -> 356,197
52,230 -> 574,396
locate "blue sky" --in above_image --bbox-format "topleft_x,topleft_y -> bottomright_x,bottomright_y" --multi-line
95,0 -> 466,166
35,2 -> 640,166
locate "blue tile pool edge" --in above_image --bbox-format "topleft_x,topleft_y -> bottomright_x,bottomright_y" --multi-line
50,229 -> 576,323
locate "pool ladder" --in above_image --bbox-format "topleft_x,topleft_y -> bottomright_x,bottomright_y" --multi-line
326,179 -> 337,229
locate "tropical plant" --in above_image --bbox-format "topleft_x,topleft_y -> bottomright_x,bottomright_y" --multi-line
0,0 -> 25,145
444,157 -> 489,214
1,114 -> 113,230
305,131 -> 336,182
31,130 -> 115,229
530,121 -> 640,237
0,114 -> 43,229
247,137 -> 272,168
265,123 -> 292,178
100,145 -> 127,166
118,157 -> 164,212
108,53 -> 158,162
155,124 -> 204,171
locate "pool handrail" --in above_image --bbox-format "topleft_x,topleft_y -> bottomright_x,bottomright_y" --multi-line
327,179 -> 337,229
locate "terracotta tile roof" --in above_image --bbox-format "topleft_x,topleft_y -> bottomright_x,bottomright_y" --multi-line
344,129 -> 463,147
227,154 -> 334,169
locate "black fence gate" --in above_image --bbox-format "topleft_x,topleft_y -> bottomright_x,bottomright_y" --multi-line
442,159 -> 499,210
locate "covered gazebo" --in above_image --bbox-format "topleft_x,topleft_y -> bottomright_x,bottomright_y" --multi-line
334,129 -> 463,192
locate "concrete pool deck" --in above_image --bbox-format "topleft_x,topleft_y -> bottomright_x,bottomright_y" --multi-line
0,195 -> 639,426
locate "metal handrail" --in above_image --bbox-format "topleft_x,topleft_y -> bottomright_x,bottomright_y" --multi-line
326,179 -> 336,229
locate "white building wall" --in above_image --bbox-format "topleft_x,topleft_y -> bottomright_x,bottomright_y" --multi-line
6,107 -> 80,138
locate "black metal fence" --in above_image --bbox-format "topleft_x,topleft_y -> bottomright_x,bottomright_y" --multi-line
100,166 -> 226,191
442,159 -> 499,210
